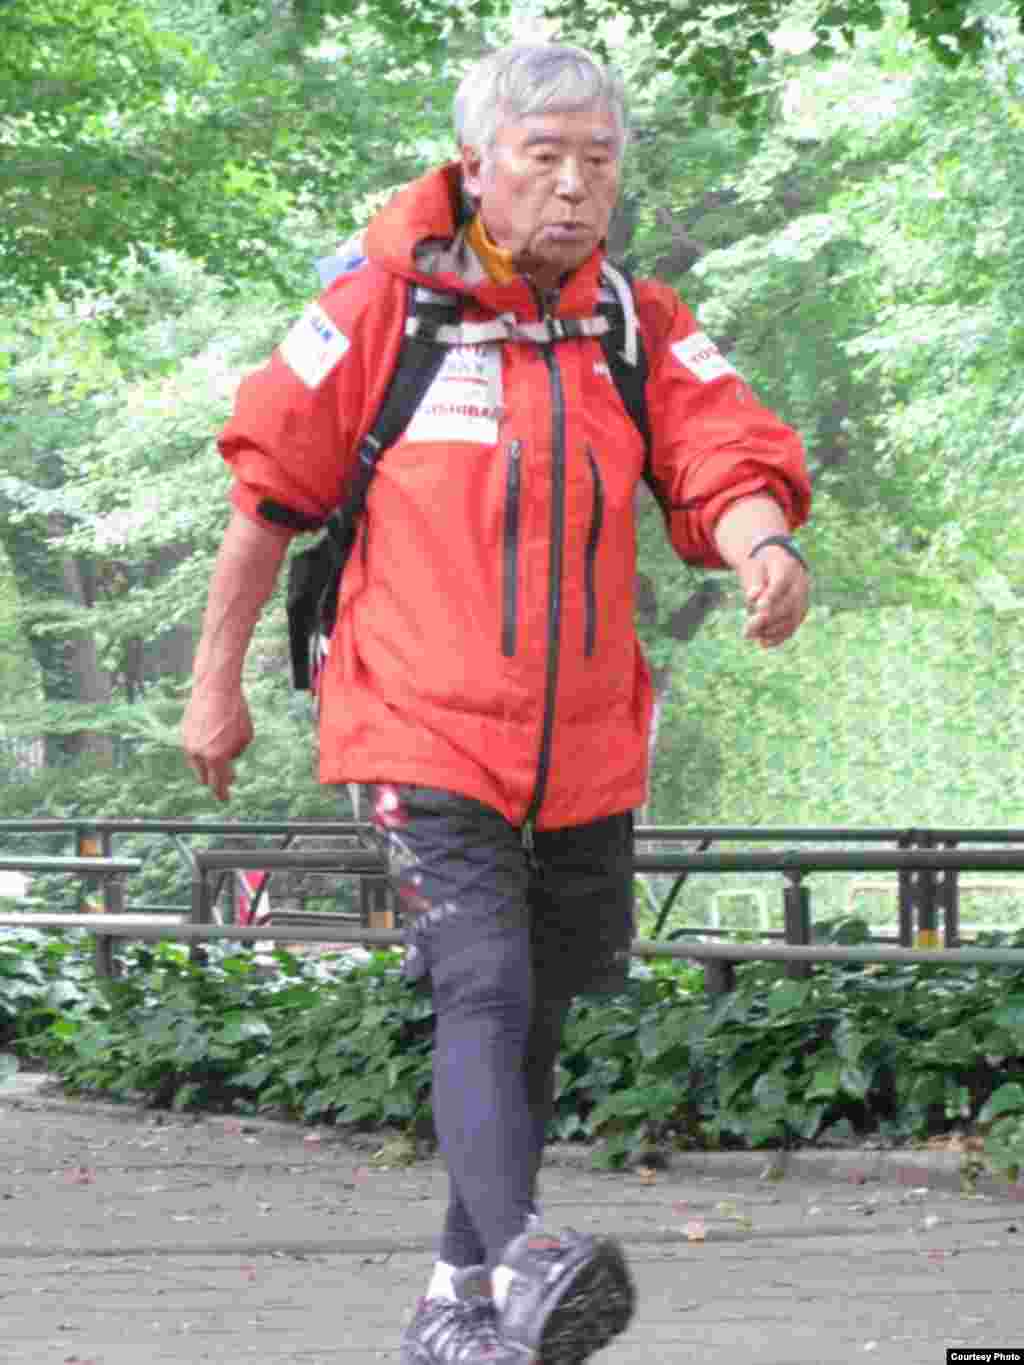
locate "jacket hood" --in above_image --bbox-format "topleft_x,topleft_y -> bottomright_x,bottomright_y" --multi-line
362,161 -> 606,319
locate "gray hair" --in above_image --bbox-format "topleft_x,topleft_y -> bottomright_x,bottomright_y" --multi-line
453,43 -> 628,156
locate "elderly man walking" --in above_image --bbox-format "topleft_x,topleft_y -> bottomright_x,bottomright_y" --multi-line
183,41 -> 811,1365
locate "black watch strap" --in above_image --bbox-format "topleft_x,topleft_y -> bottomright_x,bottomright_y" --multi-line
748,534 -> 808,572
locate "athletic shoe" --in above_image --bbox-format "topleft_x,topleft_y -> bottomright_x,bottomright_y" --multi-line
400,1266 -> 534,1363
495,1227 -> 635,1365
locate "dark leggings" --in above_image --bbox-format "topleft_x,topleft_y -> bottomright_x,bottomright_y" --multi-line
368,784 -> 633,1271
437,983 -> 573,1268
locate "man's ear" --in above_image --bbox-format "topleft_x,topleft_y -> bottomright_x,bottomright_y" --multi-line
460,143 -> 484,199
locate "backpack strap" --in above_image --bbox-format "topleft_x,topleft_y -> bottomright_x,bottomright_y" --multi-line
407,309 -> 610,347
597,261 -> 664,510
322,282 -> 461,556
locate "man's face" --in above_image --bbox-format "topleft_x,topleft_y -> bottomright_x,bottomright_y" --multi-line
461,105 -> 622,290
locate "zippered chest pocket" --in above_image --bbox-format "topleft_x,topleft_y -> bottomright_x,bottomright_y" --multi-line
584,447 -> 604,659
502,440 -> 522,657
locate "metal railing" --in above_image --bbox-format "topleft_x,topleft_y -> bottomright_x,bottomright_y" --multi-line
0,819 -> 383,924
5,819 -> 1024,943
2,822 -> 1024,992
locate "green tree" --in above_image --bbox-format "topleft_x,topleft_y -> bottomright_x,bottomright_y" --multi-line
4,0 -> 1023,300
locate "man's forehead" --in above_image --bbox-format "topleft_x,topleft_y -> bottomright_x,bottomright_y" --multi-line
503,107 -> 620,147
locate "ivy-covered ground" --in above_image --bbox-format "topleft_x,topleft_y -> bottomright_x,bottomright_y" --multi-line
3,923 -> 1023,1185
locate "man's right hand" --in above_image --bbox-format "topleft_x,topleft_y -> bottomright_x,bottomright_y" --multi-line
180,508 -> 292,803
182,683 -> 254,802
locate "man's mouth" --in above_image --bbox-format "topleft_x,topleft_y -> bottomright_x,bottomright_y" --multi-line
543,223 -> 591,240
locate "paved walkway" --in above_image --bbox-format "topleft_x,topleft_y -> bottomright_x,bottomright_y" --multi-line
2,1073 -> 1023,1364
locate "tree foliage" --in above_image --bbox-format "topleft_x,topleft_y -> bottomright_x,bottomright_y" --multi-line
3,0 -> 1024,298
0,0 -> 463,302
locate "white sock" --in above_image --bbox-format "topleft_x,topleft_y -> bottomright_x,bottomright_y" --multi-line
426,1261 -> 459,1302
491,1265 -> 515,1312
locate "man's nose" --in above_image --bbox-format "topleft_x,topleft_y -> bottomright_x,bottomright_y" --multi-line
555,158 -> 586,199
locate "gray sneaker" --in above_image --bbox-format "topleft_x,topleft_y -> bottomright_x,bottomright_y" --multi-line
495,1227 -> 634,1365
400,1267 -> 535,1364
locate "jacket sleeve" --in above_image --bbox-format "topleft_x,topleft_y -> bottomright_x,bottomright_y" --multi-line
218,269 -> 404,534
637,280 -> 812,569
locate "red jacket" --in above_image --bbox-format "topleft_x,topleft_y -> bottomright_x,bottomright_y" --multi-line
221,164 -> 811,830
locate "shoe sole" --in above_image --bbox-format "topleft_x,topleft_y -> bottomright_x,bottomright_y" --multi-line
534,1241 -> 635,1365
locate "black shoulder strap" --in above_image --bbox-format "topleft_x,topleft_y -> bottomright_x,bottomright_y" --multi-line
368,285 -> 462,451
595,263 -> 659,505
336,283 -> 462,528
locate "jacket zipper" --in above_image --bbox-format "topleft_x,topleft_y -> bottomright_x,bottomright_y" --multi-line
584,447 -> 604,659
522,297 -> 568,860
502,440 -> 522,657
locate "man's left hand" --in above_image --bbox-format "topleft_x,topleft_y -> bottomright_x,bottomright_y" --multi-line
738,547 -> 810,648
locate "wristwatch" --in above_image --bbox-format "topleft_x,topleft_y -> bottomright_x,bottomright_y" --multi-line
748,534 -> 809,572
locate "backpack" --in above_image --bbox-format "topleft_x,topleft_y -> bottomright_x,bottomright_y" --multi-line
285,258 -> 653,691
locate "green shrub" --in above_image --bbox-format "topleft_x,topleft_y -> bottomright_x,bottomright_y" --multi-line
2,924 -> 1023,1183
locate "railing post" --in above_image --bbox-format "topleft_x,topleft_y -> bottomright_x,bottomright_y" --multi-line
783,874 -> 812,980
94,874 -> 122,978
897,832 -> 915,947
361,875 -> 395,930
914,833 -> 940,948
938,840 -> 960,947
190,860 -> 210,966
703,959 -> 735,997
99,830 -> 118,913
76,825 -> 104,914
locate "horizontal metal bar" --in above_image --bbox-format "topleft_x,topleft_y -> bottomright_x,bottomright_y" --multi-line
0,821 -> 369,835
633,850 -> 1024,874
269,911 -> 365,927
2,819 -> 1024,844
7,847 -> 1024,880
0,915 -> 402,944
635,827 -> 923,841
1,918 -> 1021,966
0,915 -> 188,929
637,827 -> 1024,843
193,849 -> 383,872
666,928 -> 903,943
0,857 -> 142,875
630,939 -> 1024,966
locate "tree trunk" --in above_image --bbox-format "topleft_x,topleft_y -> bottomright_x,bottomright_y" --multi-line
56,532 -> 114,764
142,542 -> 196,682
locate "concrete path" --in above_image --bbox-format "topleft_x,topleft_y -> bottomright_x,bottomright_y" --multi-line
2,1074 -> 1023,1364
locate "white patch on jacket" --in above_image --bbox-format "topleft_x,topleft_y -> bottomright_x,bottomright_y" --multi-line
671,332 -> 738,384
403,344 -> 503,444
279,304 -> 351,389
